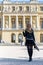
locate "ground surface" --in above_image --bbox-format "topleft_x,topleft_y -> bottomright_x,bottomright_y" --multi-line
0,46 -> 43,65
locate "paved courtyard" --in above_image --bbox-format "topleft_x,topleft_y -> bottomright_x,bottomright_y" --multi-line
0,46 -> 43,65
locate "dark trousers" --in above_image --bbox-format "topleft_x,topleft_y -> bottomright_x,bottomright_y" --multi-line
27,46 -> 33,59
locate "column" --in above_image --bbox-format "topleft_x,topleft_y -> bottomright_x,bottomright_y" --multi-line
37,16 -> 40,30
16,15 -> 18,29
1,16 -> 3,29
30,16 -> 32,27
23,16 -> 26,29
3,15 -> 5,30
9,16 -> 11,29
16,32 -> 18,44
23,16 -> 25,43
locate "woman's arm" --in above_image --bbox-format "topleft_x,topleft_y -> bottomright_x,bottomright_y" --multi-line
32,29 -> 35,41
23,30 -> 26,37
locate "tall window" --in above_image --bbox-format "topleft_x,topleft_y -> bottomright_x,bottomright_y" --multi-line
31,6 -> 37,12
40,34 -> 43,42
40,18 -> 43,29
18,34 -> 23,43
41,21 -> 43,28
0,35 -> 1,43
4,6 -> 9,12
12,6 -> 15,12
19,6 -> 22,11
26,6 -> 29,11
12,18 -> 16,28
18,18 -> 23,28
0,18 -> 1,28
11,34 -> 16,43
40,7 -> 43,11
0,6 -> 1,11
25,18 -> 30,25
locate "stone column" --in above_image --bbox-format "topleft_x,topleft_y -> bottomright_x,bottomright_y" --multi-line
9,16 -> 11,29
1,16 -> 3,29
23,16 -> 25,43
23,16 -> 26,29
3,15 -> 5,30
16,32 -> 18,44
16,15 -> 18,30
30,16 -> 32,27
37,16 -> 40,30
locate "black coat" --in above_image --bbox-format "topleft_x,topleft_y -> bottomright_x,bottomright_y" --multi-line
23,29 -> 35,46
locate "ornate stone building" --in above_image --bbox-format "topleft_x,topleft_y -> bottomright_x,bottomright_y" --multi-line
0,0 -> 43,44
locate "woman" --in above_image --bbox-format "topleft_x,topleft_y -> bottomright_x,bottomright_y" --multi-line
23,23 -> 39,62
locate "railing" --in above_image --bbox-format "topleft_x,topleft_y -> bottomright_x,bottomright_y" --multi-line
34,28 -> 43,30
39,28 -> 43,30
2,28 -> 24,30
3,9 -> 38,14
0,27 -> 43,31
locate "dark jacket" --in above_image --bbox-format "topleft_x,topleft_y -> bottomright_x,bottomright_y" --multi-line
23,29 -> 35,46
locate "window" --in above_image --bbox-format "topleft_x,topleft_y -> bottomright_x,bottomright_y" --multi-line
0,35 -> 1,43
18,34 -> 23,43
0,6 -> 1,11
40,34 -> 43,42
40,7 -> 43,11
26,6 -> 29,11
4,7 -> 7,12
19,6 -> 22,11
11,34 -> 16,43
0,18 -> 1,28
12,18 -> 16,28
18,18 -> 23,28
31,6 -> 37,12
8,7 -> 11,11
12,21 -> 16,28
40,18 -> 43,28
25,18 -> 30,25
12,6 -> 15,12
41,21 -> 43,28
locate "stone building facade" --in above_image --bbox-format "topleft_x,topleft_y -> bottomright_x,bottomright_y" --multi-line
0,0 -> 43,44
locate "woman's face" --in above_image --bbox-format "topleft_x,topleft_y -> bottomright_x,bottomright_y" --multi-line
27,24 -> 31,29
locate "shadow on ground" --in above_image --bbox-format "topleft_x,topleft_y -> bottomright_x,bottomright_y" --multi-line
0,58 -> 43,65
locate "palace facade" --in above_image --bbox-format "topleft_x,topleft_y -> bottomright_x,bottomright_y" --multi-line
0,0 -> 43,44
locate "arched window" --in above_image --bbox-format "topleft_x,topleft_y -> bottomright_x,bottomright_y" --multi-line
11,33 -> 16,43
18,34 -> 23,43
